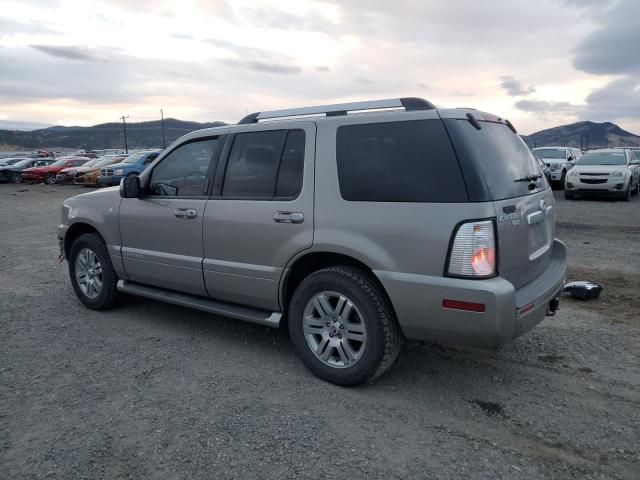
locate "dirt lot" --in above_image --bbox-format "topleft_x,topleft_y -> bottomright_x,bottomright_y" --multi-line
1,183 -> 639,479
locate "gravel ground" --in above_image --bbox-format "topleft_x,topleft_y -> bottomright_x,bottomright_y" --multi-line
1,184 -> 639,479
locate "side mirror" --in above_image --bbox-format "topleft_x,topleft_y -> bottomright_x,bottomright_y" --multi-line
120,175 -> 141,198
567,155 -> 573,162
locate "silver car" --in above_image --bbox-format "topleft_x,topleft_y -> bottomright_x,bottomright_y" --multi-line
564,148 -> 640,201
532,146 -> 580,187
57,98 -> 567,385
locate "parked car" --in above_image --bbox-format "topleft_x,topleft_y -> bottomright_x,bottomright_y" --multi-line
71,155 -> 130,186
96,150 -> 161,187
565,148 -> 640,200
531,147 -> 580,188
58,97 -> 567,386
22,157 -> 90,184
56,156 -> 109,184
0,158 -> 55,183
536,157 -> 552,184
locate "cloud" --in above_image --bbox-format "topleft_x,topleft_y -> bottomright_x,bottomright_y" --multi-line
573,0 -> 640,75
171,33 -> 194,40
582,78 -> 640,121
0,18 -> 61,38
204,38 -> 301,74
499,76 -> 536,96
515,100 -> 580,114
30,45 -> 107,62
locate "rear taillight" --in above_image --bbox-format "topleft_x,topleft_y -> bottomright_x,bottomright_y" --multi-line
447,220 -> 496,278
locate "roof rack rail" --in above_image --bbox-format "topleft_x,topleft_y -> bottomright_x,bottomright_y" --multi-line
238,97 -> 435,124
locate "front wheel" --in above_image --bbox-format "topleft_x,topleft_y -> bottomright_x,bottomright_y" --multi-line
45,173 -> 56,185
564,191 -> 575,200
622,184 -> 631,202
559,170 -> 566,190
68,233 -> 121,310
10,172 -> 22,184
288,266 -> 402,386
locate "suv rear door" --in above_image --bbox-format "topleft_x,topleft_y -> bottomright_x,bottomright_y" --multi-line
446,118 -> 555,289
202,122 -> 315,311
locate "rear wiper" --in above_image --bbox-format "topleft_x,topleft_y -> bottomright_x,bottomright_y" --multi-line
514,174 -> 542,183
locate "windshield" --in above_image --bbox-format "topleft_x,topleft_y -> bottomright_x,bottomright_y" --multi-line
12,159 -> 35,168
578,152 -> 626,166
454,120 -> 545,200
92,156 -> 120,168
120,152 -> 147,164
49,159 -> 72,167
532,148 -> 566,159
79,157 -> 106,168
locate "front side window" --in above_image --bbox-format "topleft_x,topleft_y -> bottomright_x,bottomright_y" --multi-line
336,120 -> 467,202
149,138 -> 221,197
222,129 -> 305,199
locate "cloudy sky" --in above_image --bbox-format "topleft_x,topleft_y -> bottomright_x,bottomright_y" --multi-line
0,0 -> 638,134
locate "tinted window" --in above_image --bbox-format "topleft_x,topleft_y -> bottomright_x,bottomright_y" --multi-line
223,130 -> 287,198
150,138 -> 220,196
275,130 -> 305,198
455,121 -> 545,200
336,120 -> 467,202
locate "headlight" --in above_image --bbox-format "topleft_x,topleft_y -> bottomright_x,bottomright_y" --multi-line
611,170 -> 626,179
568,169 -> 579,178
114,169 -> 124,176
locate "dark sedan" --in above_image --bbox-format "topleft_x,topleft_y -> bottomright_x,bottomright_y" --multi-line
0,158 -> 55,184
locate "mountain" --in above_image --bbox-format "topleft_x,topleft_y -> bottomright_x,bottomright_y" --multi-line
522,121 -> 639,149
0,118 -> 227,150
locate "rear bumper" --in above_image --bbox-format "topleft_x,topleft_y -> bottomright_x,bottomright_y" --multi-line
375,239 -> 567,349
96,175 -> 122,187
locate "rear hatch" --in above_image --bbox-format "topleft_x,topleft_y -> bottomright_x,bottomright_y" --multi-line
444,116 -> 555,289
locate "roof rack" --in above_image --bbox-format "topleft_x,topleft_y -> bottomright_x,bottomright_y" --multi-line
238,97 -> 436,124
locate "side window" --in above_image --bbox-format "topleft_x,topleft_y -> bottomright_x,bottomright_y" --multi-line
336,120 -> 467,202
222,130 -> 287,198
149,138 -> 221,197
143,153 -> 158,165
276,130 -> 305,198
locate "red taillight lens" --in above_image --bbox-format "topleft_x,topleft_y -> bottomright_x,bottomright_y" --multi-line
447,220 -> 496,278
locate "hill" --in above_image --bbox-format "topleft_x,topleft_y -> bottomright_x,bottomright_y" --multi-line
0,118 -> 227,150
522,121 -> 639,149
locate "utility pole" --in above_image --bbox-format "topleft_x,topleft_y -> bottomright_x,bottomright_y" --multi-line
120,115 -> 129,153
160,109 -> 166,149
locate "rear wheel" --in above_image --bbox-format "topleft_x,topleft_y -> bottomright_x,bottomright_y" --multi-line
44,173 -> 56,185
10,172 -> 22,184
68,233 -> 121,310
288,266 -> 402,386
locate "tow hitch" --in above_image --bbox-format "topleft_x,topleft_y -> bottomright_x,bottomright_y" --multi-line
546,297 -> 560,316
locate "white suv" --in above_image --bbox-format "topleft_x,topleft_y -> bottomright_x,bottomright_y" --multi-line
532,147 -> 580,187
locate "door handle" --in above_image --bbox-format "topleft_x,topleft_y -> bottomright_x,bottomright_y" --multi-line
274,211 -> 304,224
174,208 -> 198,219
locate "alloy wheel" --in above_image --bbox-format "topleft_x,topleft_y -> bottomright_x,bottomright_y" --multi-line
74,248 -> 103,299
302,291 -> 367,368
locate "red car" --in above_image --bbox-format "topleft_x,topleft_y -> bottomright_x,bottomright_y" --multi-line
22,157 -> 90,184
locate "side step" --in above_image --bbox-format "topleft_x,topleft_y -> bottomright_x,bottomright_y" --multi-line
117,280 -> 282,328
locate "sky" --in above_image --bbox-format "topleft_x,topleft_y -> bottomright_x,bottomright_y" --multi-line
0,0 -> 639,134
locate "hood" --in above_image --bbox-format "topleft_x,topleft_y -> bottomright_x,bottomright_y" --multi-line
25,165 -> 57,173
573,164 -> 627,174
104,162 -> 131,170
59,167 -> 78,174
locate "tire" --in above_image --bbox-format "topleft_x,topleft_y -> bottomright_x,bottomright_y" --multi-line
68,233 -> 121,310
10,172 -> 22,184
564,191 -> 575,200
622,184 -> 631,202
559,170 -> 566,190
288,266 -> 402,386
44,173 -> 56,185
632,180 -> 639,196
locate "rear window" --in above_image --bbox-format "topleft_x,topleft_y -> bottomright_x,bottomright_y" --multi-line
532,148 -> 566,159
336,119 -> 467,202
455,121 -> 545,200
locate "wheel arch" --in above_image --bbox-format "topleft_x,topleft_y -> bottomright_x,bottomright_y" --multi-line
280,251 -> 398,322
63,221 -> 104,258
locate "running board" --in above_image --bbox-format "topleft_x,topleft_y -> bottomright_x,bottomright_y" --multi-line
117,280 -> 282,328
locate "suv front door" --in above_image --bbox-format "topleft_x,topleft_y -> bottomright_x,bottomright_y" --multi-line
203,123 -> 315,311
119,136 -> 224,296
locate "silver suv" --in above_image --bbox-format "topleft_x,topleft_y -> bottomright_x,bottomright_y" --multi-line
58,98 -> 567,385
